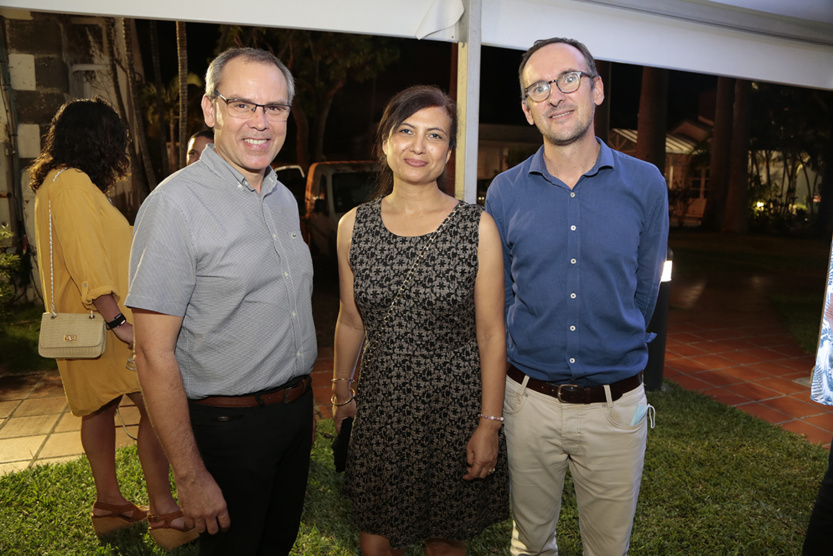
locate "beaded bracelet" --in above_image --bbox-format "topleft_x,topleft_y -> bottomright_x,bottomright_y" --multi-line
478,413 -> 505,422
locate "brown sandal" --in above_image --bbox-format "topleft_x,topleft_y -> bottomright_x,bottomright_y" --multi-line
149,510 -> 199,551
90,501 -> 148,536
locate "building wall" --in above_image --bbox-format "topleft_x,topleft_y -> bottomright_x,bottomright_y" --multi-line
0,9 -> 144,301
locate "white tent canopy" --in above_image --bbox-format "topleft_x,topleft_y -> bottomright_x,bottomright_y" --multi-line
6,0 -> 831,87
5,0 -> 832,199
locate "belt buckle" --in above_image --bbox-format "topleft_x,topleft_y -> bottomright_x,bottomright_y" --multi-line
557,384 -> 582,403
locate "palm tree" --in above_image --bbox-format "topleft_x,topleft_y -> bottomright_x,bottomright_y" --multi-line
122,18 -> 156,192
149,21 -> 170,179
176,22 -> 188,169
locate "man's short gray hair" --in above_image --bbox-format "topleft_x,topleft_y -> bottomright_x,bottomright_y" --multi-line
205,47 -> 295,104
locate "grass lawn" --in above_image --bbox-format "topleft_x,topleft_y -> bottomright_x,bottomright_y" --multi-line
0,230 -> 830,553
0,395 -> 826,555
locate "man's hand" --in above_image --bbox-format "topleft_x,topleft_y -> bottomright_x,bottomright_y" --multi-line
177,470 -> 231,534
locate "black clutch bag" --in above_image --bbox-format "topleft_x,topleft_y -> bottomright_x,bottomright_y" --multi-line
331,417 -> 353,473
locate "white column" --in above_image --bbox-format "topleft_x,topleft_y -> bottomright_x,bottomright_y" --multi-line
454,0 -> 481,203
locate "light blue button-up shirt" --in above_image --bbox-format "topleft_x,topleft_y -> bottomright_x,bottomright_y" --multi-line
127,145 -> 317,398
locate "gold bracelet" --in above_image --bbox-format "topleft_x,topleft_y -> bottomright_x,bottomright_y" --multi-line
331,377 -> 355,384
331,386 -> 357,406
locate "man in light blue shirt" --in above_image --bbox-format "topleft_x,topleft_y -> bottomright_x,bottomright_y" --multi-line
128,48 -> 316,555
486,37 -> 668,555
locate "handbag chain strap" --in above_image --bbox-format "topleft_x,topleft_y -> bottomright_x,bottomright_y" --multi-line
47,169 -> 94,320
359,202 -> 461,372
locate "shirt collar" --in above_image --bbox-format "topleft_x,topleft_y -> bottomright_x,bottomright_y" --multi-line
528,137 -> 615,182
200,144 -> 278,195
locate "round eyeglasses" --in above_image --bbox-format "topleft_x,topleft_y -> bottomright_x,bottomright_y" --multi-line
524,71 -> 596,103
214,92 -> 291,122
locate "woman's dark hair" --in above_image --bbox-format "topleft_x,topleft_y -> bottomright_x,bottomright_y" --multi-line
371,85 -> 457,199
29,97 -> 130,192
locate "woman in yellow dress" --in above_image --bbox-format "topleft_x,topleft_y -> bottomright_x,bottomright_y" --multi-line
29,98 -> 196,549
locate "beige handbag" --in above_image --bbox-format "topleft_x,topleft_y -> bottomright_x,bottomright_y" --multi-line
38,195 -> 107,359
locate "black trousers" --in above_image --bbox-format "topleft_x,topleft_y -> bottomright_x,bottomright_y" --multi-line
188,386 -> 313,556
803,435 -> 833,555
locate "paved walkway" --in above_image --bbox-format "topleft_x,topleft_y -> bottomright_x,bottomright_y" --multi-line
2,269 -> 832,476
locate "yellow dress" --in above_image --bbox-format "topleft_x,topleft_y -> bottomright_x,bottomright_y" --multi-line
34,168 -> 140,416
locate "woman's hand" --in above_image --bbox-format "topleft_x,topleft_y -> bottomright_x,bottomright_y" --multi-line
112,322 -> 134,348
333,398 -> 356,434
463,420 -> 501,480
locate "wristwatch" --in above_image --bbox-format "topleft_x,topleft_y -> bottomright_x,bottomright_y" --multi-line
106,313 -> 127,329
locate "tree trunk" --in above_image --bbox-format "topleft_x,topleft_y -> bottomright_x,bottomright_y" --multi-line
312,83 -> 342,162
149,21 -> 170,180
816,148 -> 833,239
701,76 -> 734,231
176,22 -> 188,169
122,18 -> 156,193
105,20 -> 129,124
593,60 -> 611,145
293,104 -> 310,170
722,79 -> 750,233
635,66 -> 668,176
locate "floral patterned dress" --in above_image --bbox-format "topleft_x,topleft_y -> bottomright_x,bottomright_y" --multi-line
343,199 -> 509,548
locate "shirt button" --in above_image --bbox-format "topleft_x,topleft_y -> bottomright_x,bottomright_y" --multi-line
569,358 -> 576,364
284,272 -> 289,278
570,192 -> 576,198
570,325 -> 576,331
291,311 -> 296,318
296,351 -> 301,358
570,293 -> 577,299
272,234 -> 277,239
571,225 -> 576,231
570,258 -> 576,264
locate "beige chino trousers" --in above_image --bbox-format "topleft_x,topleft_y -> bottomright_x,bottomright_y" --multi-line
504,374 -> 650,556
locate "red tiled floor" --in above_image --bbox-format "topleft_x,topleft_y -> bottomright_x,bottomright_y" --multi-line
665,343 -> 711,358
721,349 -> 786,365
755,377 -> 812,396
766,396 -> 828,419
667,374 -> 712,392
701,387 -> 750,407
735,402 -> 793,424
691,369 -> 742,387
780,420 -> 832,448
803,413 -> 833,434
721,365 -> 774,382
723,381 -> 782,402
686,354 -> 738,371
664,271 -> 830,450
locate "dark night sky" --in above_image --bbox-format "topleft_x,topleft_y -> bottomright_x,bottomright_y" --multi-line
135,20 -> 718,160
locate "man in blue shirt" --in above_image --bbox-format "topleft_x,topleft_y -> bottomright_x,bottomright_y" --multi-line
485,37 -> 669,555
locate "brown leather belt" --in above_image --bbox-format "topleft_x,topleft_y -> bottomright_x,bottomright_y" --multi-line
508,365 -> 642,404
194,376 -> 311,408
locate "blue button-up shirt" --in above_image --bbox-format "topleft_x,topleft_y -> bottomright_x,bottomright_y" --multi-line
485,140 -> 668,386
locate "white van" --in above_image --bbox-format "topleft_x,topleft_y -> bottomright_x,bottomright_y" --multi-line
304,161 -> 375,258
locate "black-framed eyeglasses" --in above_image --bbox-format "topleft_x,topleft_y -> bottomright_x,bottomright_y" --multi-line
213,92 -> 291,121
524,71 -> 597,102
